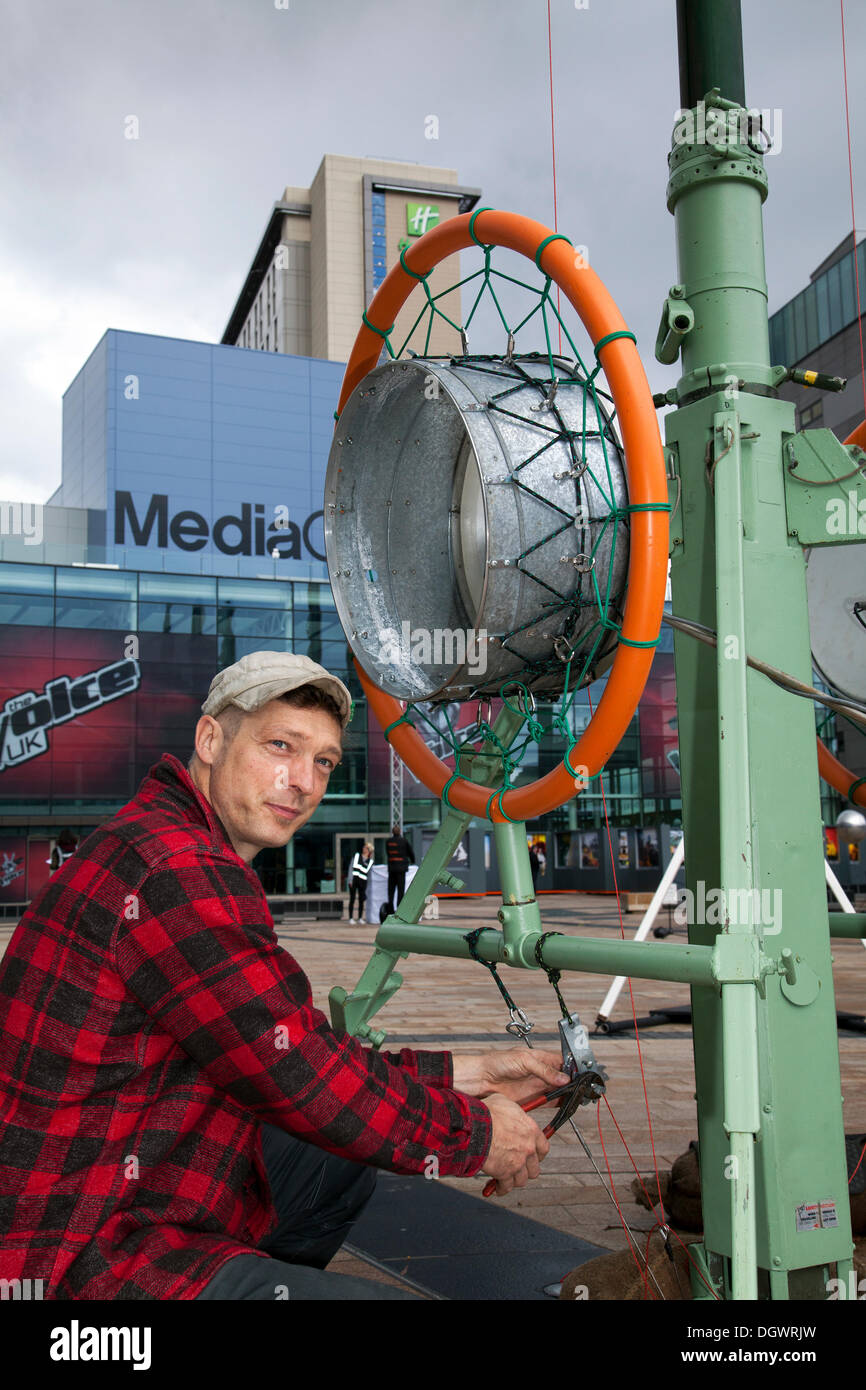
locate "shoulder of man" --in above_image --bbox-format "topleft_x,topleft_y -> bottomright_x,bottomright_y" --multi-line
33,755 -> 257,923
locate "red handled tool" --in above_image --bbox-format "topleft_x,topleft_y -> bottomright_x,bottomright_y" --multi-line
482,1070 -> 604,1197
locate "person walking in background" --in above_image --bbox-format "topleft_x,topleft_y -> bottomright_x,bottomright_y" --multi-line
528,841 -> 540,892
348,841 -> 373,923
386,824 -> 414,912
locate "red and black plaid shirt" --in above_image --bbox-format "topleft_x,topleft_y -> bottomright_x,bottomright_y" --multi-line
0,754 -> 492,1300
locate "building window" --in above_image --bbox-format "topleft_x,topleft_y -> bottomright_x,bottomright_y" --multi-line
138,602 -> 217,635
371,190 -> 387,292
139,573 -> 216,605
0,592 -> 53,625
798,399 -> 823,430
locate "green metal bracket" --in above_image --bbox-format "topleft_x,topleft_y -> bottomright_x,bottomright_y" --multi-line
665,444 -> 685,556
689,1241 -> 727,1300
329,948 -> 406,1046
776,949 -> 821,1008
782,429 -> 866,545
655,284 -> 695,364
711,932 -> 771,998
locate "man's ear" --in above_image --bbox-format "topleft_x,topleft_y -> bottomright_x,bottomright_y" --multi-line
194,715 -> 224,768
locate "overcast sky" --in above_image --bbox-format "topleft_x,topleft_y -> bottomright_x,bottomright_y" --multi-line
1,0 -> 863,503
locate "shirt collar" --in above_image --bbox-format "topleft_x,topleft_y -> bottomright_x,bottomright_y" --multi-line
146,753 -> 240,860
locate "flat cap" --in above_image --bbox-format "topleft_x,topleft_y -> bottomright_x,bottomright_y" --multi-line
201,650 -> 352,728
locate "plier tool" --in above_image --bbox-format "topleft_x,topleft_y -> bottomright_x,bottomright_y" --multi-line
482,1069 -> 605,1197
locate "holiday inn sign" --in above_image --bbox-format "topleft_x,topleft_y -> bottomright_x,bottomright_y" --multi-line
406,203 -> 440,236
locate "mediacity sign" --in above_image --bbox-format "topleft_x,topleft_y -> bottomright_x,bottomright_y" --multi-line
114,492 -> 327,561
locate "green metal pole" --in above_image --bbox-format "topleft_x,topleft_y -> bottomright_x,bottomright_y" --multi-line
494,819 -> 542,965
713,409 -> 760,1301
666,0 -> 854,1299
677,0 -> 745,109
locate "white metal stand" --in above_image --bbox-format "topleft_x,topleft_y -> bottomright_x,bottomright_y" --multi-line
596,835 -> 686,1023
824,856 -> 866,948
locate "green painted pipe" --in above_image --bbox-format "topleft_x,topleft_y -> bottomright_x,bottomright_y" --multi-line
676,0 -> 745,108
828,913 -> 866,938
375,922 -> 717,987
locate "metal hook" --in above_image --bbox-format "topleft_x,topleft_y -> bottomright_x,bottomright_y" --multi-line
474,696 -> 493,732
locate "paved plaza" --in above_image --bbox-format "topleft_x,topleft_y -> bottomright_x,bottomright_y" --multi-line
4,892 -> 863,1296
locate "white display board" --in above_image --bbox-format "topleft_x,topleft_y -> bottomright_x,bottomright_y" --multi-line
365,863 -> 418,924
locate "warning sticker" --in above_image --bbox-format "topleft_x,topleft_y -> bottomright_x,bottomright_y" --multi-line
819,1200 -> 839,1228
796,1200 -> 839,1231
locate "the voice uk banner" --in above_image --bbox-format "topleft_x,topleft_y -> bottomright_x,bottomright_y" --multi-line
0,626 -> 219,897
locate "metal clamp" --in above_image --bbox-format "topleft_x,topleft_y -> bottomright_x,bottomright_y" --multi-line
560,553 -> 595,572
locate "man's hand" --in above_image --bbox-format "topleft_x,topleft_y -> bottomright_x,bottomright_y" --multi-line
451,1048 -> 569,1104
479,1092 -> 550,1196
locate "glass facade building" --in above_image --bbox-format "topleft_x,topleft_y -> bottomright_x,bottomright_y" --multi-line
0,328 -> 688,905
768,236 -> 866,372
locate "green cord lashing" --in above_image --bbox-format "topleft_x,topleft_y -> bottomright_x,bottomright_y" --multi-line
361,310 -> 394,340
535,932 -> 570,1020
399,247 -> 429,282
594,329 -> 637,360
849,776 -> 866,803
468,207 -> 495,246
383,711 -> 415,740
534,232 -> 574,269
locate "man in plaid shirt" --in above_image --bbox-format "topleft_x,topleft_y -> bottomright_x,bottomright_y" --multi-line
0,651 -> 566,1300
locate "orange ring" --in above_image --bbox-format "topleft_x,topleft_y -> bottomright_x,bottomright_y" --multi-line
814,421 -> 866,809
338,209 -> 668,820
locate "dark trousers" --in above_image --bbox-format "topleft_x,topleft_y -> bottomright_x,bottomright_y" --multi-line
196,1124 -> 417,1300
387,868 -> 407,911
348,879 -> 367,920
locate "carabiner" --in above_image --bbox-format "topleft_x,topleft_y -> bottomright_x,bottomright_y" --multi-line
505,1006 -> 535,1043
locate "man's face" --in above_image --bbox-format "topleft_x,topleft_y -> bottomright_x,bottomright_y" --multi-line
192,698 -> 342,862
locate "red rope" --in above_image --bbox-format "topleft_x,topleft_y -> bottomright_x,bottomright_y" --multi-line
602,1094 -> 722,1301
546,0 -> 563,354
849,1137 -> 866,1187
840,0 -> 866,422
596,1097 -> 656,1297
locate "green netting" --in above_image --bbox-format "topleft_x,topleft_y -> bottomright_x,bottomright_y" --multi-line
357,241 -> 667,803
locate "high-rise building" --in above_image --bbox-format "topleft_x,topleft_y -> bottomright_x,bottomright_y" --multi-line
222,155 -> 481,363
769,231 -> 866,439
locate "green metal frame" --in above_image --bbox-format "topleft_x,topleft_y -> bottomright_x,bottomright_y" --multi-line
327,2 -> 859,1300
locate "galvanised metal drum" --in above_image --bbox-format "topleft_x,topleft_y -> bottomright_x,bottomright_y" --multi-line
324,353 -> 629,702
